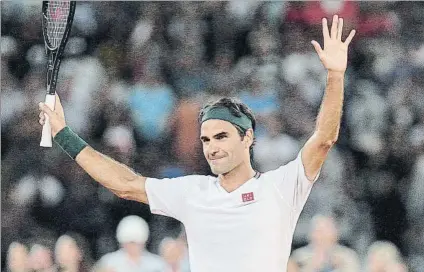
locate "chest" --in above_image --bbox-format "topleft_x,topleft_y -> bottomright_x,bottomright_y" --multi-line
183,184 -> 290,243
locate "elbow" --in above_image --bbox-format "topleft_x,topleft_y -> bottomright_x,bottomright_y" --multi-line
106,179 -> 133,200
326,137 -> 338,147
314,132 -> 338,149
318,140 -> 335,153
116,177 -> 144,201
117,190 -> 131,200
117,185 -> 136,200
109,188 -> 129,199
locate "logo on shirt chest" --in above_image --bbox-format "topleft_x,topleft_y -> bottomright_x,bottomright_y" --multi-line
241,192 -> 255,202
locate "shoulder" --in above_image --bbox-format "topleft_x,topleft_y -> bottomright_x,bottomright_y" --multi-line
99,249 -> 121,259
143,250 -> 165,261
290,245 -> 313,262
142,251 -> 168,267
259,160 -> 292,181
180,174 -> 215,183
260,150 -> 303,178
334,244 -> 360,258
181,175 -> 216,194
97,250 -> 124,265
146,175 -> 215,186
147,174 -> 212,184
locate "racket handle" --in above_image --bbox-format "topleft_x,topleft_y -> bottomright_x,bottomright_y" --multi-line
40,94 -> 56,147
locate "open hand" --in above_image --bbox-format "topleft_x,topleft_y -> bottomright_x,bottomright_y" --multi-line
311,15 -> 356,73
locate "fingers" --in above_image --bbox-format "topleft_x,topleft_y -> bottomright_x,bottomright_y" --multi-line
344,29 -> 356,45
330,15 -> 338,39
322,18 -> 330,40
38,102 -> 53,126
38,93 -> 66,127
39,102 -> 54,117
337,18 -> 343,40
54,93 -> 64,115
322,15 -> 355,44
39,111 -> 46,125
311,40 -> 323,57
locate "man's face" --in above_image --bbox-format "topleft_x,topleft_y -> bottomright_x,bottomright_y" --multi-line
200,119 -> 251,175
28,245 -> 53,270
55,237 -> 82,266
160,239 -> 184,265
310,217 -> 338,247
7,243 -> 28,271
122,242 -> 144,256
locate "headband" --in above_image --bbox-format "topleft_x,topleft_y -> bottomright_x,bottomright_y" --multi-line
201,106 -> 252,131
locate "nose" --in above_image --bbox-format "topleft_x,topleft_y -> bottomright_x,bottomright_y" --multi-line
205,141 -> 219,157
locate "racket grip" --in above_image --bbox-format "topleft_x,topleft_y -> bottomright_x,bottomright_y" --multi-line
40,94 -> 56,147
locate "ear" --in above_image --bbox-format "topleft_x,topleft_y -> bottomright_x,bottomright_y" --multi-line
244,128 -> 254,148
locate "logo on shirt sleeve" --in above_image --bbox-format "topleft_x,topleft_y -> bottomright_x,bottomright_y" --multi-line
241,192 -> 255,202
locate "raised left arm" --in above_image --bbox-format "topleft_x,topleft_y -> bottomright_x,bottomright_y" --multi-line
302,15 -> 356,182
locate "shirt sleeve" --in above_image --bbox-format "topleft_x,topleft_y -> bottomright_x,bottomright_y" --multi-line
269,149 -> 319,214
145,175 -> 205,222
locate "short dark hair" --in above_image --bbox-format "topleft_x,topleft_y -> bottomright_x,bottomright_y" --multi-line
199,97 -> 257,164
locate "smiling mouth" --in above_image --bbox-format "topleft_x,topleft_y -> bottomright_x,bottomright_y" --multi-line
210,157 -> 224,162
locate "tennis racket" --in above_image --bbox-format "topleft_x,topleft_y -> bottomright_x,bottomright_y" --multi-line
40,1 -> 76,147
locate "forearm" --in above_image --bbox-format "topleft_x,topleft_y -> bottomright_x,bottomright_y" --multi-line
75,146 -> 146,200
52,126 -> 148,203
314,71 -> 345,144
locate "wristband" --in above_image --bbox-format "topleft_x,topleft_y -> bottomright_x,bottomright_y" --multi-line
53,126 -> 88,159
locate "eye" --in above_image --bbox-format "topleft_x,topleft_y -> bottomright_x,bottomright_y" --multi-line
216,134 -> 227,140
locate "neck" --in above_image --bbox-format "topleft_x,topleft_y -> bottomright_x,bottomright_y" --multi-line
219,161 -> 256,192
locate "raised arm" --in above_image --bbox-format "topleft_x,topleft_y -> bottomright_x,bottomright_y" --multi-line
39,95 -> 149,204
302,15 -> 356,182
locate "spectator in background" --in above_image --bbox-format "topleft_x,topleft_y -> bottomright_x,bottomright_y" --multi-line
166,2 -> 210,98
403,155 -> 424,270
127,66 -> 176,144
290,214 -> 360,272
159,237 -> 190,272
28,241 -> 57,272
95,215 -> 167,272
1,36 -> 25,127
168,97 -> 206,173
253,112 -> 300,172
238,73 -> 281,138
102,124 -> 136,165
55,43 -> 108,137
365,241 -> 407,272
287,259 -> 299,272
206,48 -> 237,96
6,242 -> 29,272
54,233 -> 94,272
345,79 -> 388,159
285,1 -> 359,28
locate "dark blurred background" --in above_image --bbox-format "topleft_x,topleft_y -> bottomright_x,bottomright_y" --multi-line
2,1 -> 424,271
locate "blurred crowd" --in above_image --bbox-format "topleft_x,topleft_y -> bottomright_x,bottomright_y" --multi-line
2,1 -> 424,271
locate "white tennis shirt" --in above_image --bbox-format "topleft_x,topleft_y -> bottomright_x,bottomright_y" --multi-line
145,151 -> 317,272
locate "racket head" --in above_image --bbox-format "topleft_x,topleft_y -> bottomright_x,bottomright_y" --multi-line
42,1 -> 76,95
42,1 -> 76,51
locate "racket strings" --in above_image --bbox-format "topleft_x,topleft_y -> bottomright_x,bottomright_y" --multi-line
45,1 -> 70,48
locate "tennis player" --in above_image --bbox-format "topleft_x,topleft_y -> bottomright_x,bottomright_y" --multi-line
38,15 -> 355,272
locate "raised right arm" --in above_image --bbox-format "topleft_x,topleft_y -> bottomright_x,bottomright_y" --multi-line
38,94 -> 149,204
